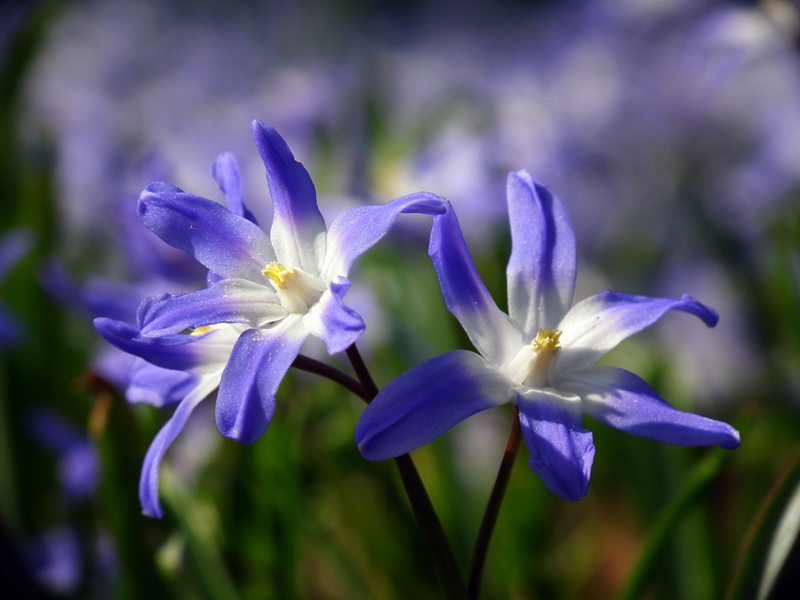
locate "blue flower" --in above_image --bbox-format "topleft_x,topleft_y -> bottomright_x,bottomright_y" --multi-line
356,171 -> 740,502
133,121 -> 444,445
96,121 -> 444,516
0,229 -> 32,347
94,319 -> 242,517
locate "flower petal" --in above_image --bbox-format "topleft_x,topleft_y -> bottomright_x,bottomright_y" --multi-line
94,317 -> 203,371
137,279 -> 285,336
303,277 -> 365,355
251,120 -> 326,274
429,201 -> 522,366
138,181 -> 274,280
561,366 -> 741,449
506,172 -> 576,336
356,350 -> 512,461
215,315 -> 308,444
321,192 -> 446,281
139,375 -> 220,518
126,361 -> 201,408
555,292 -> 719,376
516,388 -> 595,502
212,152 -> 258,225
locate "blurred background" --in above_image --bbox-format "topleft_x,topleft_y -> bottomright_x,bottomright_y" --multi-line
2,0 -> 800,598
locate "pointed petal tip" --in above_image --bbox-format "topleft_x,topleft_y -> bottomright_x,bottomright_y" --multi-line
681,294 -> 719,328
722,427 -> 741,450
528,442 -> 594,502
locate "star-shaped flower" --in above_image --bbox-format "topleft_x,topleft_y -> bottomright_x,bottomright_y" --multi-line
356,170 -> 740,501
120,121 -> 444,445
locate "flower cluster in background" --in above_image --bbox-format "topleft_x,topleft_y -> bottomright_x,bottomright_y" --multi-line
2,0 -> 800,598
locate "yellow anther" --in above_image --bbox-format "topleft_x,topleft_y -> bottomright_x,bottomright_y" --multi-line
263,262 -> 293,287
191,326 -> 215,336
531,328 -> 562,352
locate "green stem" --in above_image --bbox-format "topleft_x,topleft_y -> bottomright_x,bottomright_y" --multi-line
345,344 -> 468,600
614,446 -> 731,600
468,406 -> 522,600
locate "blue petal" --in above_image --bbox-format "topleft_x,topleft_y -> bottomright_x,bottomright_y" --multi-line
126,361 -> 201,408
140,376 -> 220,518
138,181 -> 274,280
303,277 -> 365,354
429,201 -> 522,367
555,292 -> 719,376
91,347 -> 137,392
137,279 -> 285,336
321,192 -> 446,281
506,172 -> 576,336
356,350 -> 512,461
561,366 -> 740,449
212,152 -> 258,225
215,315 -> 308,444
251,121 -> 326,274
94,318 -> 201,371
516,388 -> 595,502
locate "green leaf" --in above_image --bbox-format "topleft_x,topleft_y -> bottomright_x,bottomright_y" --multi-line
614,446 -> 733,600
725,443 -> 800,600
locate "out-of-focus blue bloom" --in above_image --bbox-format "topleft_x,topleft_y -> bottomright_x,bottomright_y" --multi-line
356,171 -> 740,502
0,229 -> 32,347
24,526 -> 81,595
27,407 -> 100,501
96,122 -> 444,516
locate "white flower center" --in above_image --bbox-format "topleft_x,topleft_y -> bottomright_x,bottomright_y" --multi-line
504,328 -> 562,387
262,262 -> 326,314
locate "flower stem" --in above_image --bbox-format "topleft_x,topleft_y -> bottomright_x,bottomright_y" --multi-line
345,344 -> 468,600
468,405 -> 522,600
291,354 -> 368,402
344,344 -> 379,400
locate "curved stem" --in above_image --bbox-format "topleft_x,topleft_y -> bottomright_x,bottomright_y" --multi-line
345,345 -> 379,400
291,354 -> 368,402
345,343 -> 468,600
468,406 -> 522,600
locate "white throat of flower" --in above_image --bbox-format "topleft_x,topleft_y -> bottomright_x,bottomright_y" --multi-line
263,262 -> 326,314
504,328 -> 562,387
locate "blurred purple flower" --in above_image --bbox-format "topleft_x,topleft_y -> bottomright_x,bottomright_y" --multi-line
24,527 -> 81,595
27,407 -> 100,501
357,172 -> 740,502
0,229 -> 32,347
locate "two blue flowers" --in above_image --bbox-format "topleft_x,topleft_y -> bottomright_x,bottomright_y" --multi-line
96,120 -> 740,517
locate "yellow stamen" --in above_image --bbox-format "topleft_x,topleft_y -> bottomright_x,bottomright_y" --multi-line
262,262 -> 293,287
531,328 -> 562,352
191,326 -> 215,336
